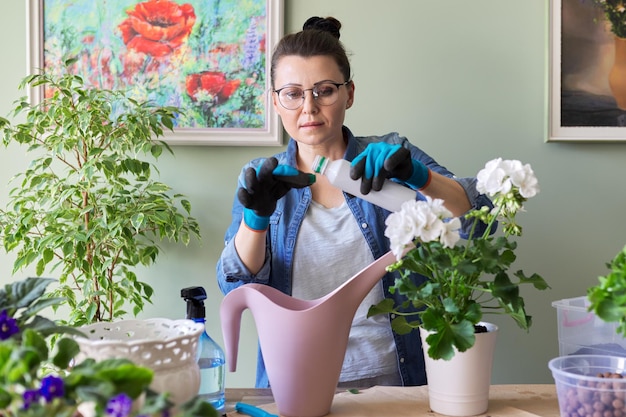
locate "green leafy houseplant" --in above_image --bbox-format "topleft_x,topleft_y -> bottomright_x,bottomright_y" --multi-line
593,0 -> 626,38
587,245 -> 626,336
0,61 -> 200,325
368,158 -> 550,360
0,277 -> 217,417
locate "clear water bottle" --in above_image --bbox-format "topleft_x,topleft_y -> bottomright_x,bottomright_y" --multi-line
312,155 -> 417,212
181,286 -> 225,412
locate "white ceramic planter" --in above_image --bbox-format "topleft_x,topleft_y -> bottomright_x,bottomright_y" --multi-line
420,322 -> 498,416
75,318 -> 203,406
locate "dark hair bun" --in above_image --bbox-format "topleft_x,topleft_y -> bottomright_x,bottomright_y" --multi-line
302,16 -> 341,39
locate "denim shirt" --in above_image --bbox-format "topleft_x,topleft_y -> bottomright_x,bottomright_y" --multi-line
216,126 -> 493,388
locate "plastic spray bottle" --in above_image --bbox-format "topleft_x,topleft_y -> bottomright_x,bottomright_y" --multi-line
181,286 -> 225,411
312,155 -> 417,212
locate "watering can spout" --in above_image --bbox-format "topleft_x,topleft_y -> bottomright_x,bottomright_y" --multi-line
220,294 -> 245,372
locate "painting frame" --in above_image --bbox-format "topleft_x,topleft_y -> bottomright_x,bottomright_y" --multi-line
27,0 -> 284,146
549,0 -> 626,142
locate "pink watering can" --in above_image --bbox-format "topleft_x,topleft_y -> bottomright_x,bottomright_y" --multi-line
220,250 -> 398,417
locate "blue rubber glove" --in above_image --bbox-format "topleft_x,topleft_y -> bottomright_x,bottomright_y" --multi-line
350,142 -> 430,194
237,157 -> 315,231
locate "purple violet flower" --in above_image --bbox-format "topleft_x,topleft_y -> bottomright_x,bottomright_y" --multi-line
39,375 -> 65,402
106,393 -> 133,417
22,389 -> 41,409
0,309 -> 19,340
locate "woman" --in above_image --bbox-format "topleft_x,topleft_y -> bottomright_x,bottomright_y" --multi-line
217,16 -> 492,388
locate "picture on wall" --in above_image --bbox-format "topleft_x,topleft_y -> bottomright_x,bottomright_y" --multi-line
549,0 -> 626,141
28,0 -> 283,146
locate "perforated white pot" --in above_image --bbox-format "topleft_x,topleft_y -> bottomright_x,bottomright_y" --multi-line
75,318 -> 203,406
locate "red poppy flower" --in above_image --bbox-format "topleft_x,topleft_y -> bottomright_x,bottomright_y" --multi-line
186,71 -> 241,104
118,0 -> 196,58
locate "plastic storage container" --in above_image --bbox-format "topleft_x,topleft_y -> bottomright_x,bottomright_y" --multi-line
552,296 -> 626,357
549,354 -> 626,417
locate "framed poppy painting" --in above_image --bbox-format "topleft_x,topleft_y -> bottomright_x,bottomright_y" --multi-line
27,0 -> 283,146
549,0 -> 626,141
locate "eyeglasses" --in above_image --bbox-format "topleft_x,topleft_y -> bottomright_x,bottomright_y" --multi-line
273,81 -> 351,110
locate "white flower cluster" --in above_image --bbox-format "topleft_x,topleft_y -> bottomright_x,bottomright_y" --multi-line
384,196 -> 462,260
476,158 -> 539,199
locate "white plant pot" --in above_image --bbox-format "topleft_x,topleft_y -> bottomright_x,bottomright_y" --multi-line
74,318 -> 203,406
419,322 -> 498,416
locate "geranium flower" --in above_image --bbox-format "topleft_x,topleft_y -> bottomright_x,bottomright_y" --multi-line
118,0 -> 196,58
474,158 -> 539,236
510,162 -> 539,199
385,197 -> 461,260
0,309 -> 19,340
40,375 -> 65,402
476,158 -> 509,196
185,71 -> 241,104
477,158 -> 539,208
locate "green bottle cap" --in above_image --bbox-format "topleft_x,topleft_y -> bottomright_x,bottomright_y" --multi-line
312,155 -> 328,174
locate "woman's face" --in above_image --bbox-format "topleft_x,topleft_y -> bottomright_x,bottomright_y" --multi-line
272,55 -> 354,147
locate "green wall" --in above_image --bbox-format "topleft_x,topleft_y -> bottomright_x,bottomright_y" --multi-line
2,0 -> 626,388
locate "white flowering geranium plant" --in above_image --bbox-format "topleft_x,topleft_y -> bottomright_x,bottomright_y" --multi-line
368,158 -> 550,361
0,277 -> 217,417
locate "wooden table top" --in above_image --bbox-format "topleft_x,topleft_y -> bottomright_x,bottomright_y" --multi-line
224,384 -> 559,416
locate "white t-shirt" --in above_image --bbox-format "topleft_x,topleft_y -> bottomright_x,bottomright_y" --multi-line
292,200 -> 400,384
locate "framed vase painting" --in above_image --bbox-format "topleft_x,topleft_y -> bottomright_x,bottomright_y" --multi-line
549,0 -> 626,141
27,0 -> 283,146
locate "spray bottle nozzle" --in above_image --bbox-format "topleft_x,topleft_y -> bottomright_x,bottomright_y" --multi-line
181,286 -> 207,302
181,286 -> 207,320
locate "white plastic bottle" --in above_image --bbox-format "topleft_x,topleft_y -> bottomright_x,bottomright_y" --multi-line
312,155 -> 417,212
181,286 -> 225,412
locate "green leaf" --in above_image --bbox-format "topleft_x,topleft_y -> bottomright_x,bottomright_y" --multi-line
423,319 -> 476,361
22,328 -> 48,359
593,298 -> 623,322
388,315 -> 417,335
178,395 -> 220,417
8,346 -> 42,381
2,277 -> 56,310
131,213 -> 146,230
514,270 -> 550,290
0,342 -> 13,373
53,338 -> 80,369
0,386 -> 11,408
95,361 -> 154,398
366,298 -> 396,317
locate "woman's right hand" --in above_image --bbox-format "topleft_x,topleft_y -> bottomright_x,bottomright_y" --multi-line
238,157 -> 315,231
